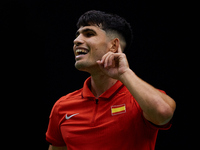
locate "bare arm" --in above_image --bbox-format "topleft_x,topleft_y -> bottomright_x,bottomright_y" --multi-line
97,43 -> 176,125
48,145 -> 67,150
119,69 -> 176,125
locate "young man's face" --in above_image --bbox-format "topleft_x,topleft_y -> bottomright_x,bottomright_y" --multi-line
73,25 -> 112,73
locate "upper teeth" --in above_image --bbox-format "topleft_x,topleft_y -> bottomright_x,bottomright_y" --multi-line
76,49 -> 88,54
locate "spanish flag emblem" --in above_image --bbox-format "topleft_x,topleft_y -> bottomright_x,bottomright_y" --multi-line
111,104 -> 126,116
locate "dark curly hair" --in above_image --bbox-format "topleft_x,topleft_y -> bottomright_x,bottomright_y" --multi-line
76,10 -> 133,52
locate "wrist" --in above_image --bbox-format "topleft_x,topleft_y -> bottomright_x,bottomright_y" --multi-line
118,68 -> 135,83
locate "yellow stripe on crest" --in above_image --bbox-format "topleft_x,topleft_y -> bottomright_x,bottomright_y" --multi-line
112,106 -> 125,113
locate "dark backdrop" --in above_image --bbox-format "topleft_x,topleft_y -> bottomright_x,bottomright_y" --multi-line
1,0 -> 192,149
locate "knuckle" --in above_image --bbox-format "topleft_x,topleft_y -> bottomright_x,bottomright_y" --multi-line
121,53 -> 126,57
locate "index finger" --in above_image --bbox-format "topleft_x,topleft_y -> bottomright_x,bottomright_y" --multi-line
118,46 -> 123,53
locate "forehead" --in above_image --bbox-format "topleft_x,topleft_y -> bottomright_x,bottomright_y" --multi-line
76,25 -> 106,35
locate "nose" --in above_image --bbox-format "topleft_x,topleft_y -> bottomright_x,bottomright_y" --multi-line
73,34 -> 84,46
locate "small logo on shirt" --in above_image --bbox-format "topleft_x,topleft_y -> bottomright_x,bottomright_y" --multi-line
111,104 -> 126,116
65,113 -> 79,120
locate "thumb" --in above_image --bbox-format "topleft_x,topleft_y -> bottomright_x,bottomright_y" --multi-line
96,60 -> 106,72
96,60 -> 102,65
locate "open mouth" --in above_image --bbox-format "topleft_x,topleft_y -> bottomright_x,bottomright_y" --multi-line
75,49 -> 89,56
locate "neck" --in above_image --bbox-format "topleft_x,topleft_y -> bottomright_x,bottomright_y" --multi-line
90,74 -> 117,98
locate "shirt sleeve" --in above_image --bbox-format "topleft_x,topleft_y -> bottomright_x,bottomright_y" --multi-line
142,114 -> 172,130
46,100 -> 66,146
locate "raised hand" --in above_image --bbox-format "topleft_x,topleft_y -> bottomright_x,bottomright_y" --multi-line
96,47 -> 130,80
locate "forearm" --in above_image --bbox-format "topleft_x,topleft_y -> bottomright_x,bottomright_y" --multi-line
119,69 -> 176,125
48,145 -> 67,150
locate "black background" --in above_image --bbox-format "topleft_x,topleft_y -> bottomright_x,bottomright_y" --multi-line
1,0 -> 192,149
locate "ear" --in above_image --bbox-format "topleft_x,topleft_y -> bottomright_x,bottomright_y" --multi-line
109,38 -> 120,53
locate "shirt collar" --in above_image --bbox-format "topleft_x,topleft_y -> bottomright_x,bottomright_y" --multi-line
82,77 -> 124,99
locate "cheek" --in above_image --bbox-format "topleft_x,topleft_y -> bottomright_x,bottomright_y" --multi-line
87,37 -> 110,58
92,47 -> 108,60
93,41 -> 109,54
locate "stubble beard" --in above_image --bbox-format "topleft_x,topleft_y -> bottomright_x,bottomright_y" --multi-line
74,60 -> 100,74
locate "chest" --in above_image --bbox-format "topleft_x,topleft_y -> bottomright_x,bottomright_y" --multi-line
59,94 -> 143,148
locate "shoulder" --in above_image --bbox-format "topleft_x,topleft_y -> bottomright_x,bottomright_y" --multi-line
60,88 -> 83,100
56,88 -> 83,104
49,88 -> 83,117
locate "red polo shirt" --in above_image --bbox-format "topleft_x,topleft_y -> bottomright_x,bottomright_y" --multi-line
46,77 -> 171,149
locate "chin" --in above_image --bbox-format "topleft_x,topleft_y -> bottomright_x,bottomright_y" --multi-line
74,61 -> 97,73
75,61 -> 88,72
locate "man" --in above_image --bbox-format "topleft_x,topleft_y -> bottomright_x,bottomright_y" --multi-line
46,10 -> 176,150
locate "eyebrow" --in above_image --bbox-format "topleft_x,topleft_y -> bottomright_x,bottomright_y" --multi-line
75,28 -> 97,37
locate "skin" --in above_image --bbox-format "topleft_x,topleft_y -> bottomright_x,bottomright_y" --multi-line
49,25 -> 176,149
48,145 -> 67,150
